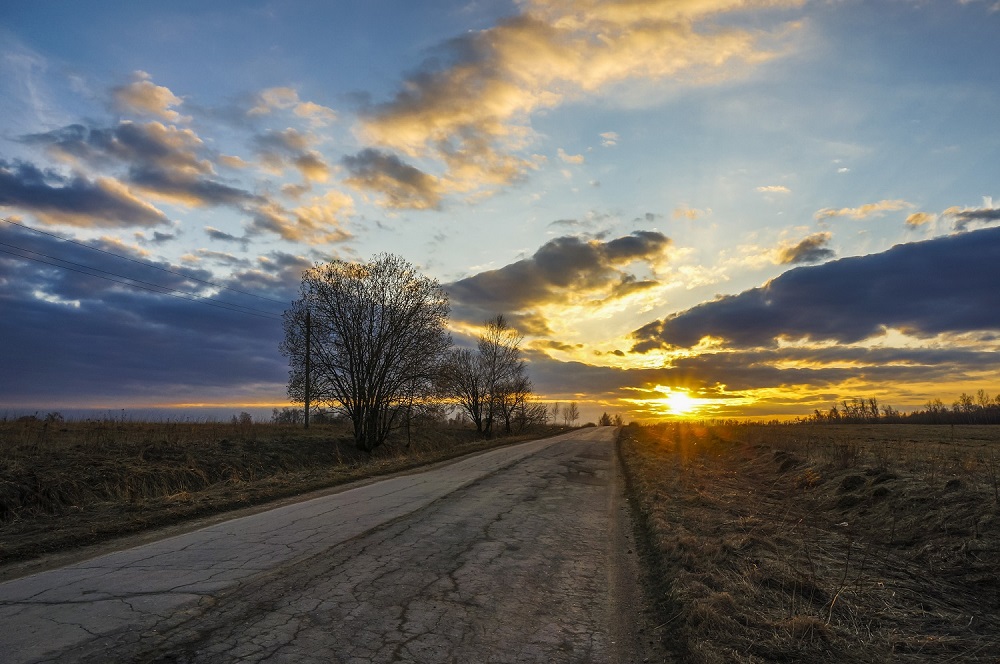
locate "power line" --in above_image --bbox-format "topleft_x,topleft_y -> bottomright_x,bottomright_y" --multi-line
1,217 -> 289,306
0,238 -> 284,319
0,247 -> 283,321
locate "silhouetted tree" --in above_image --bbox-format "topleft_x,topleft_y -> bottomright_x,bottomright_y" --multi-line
564,402 -> 580,427
444,314 -> 531,437
282,254 -> 451,453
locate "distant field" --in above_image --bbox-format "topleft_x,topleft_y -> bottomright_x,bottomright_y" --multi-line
0,416 -> 556,573
620,422 -> 1000,663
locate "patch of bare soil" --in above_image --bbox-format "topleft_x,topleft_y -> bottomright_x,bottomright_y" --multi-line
0,418 -> 556,575
620,423 -> 1000,663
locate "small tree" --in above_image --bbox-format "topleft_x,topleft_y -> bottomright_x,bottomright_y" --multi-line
281,254 -> 451,453
564,402 -> 580,427
445,314 -> 530,437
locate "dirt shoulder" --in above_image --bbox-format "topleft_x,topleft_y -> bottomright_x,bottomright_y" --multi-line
619,423 -> 1000,663
0,423 -> 561,582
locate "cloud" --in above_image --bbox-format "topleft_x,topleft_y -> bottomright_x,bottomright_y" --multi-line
205,226 -> 249,249
775,231 -> 833,265
357,0 -> 802,204
26,121 -> 209,174
524,343 -> 1000,413
342,148 -> 443,210
673,207 -> 709,220
905,211 -> 936,228
756,185 -> 790,194
253,128 -> 330,183
557,148 -> 585,164
249,87 -> 337,126
0,221 -> 299,405
600,131 -> 619,147
0,159 -> 168,228
631,226 -> 1000,352
945,203 -> 1000,232
111,71 -> 186,123
294,101 -> 338,123
814,199 -> 913,220
22,115 -> 353,243
22,120 -> 263,210
246,191 -> 353,244
447,230 -> 672,330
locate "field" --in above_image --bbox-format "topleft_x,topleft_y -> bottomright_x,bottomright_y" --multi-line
0,415 -> 555,578
620,423 -> 1000,663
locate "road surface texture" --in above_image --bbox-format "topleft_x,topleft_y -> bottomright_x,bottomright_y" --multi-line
0,427 -> 659,663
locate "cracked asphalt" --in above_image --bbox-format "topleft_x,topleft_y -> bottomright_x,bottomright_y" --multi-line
0,427 -> 657,663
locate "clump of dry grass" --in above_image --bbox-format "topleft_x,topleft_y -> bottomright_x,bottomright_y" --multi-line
0,416 -> 554,567
620,422 -> 1000,662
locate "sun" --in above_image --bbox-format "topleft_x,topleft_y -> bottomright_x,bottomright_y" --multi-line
665,390 -> 698,416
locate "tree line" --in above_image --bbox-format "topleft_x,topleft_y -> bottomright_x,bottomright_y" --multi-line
281,254 -> 555,453
810,390 -> 1000,425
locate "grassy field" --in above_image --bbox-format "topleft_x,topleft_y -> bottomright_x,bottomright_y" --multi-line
620,422 -> 1000,663
0,416 -> 557,572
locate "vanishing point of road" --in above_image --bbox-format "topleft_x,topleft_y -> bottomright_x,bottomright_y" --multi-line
0,427 -> 660,663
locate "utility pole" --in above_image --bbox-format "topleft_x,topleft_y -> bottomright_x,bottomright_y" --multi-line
304,308 -> 311,429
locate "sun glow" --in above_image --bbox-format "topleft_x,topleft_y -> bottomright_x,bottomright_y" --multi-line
622,385 -> 710,419
664,390 -> 698,416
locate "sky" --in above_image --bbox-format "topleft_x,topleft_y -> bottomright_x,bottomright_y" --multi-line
2,0 -> 999,422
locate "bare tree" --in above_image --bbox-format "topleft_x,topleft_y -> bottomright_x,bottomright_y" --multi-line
443,347 -> 488,435
444,314 -> 532,437
281,254 -> 451,453
495,363 -> 532,435
564,402 -> 580,427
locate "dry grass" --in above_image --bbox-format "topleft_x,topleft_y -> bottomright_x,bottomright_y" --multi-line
620,422 -> 1000,663
0,416 -> 556,567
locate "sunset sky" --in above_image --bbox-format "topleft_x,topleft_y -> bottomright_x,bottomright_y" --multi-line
2,0 -> 999,422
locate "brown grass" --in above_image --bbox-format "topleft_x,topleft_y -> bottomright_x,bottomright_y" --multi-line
0,416 -> 557,568
620,422 -> 1000,663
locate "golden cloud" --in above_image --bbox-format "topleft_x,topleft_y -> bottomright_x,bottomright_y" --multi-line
247,191 -> 353,244
905,211 -> 936,228
557,148 -> 585,164
358,0 -> 803,206
814,199 -> 914,221
112,71 -> 186,123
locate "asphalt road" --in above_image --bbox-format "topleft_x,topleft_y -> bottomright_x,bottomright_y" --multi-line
0,427 -> 657,663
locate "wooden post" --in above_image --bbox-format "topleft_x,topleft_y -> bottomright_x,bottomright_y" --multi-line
304,309 -> 311,429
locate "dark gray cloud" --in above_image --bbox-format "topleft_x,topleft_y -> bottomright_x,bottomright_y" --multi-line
0,222 -> 302,405
25,122 -> 209,176
23,121 -> 261,209
0,159 -> 168,228
948,206 -> 1000,231
149,230 -> 177,244
253,128 -> 329,183
447,231 -> 671,330
632,227 -> 1000,352
17,120 -> 347,243
128,166 -> 259,208
205,226 -> 249,247
342,149 -> 442,210
777,232 -> 834,265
